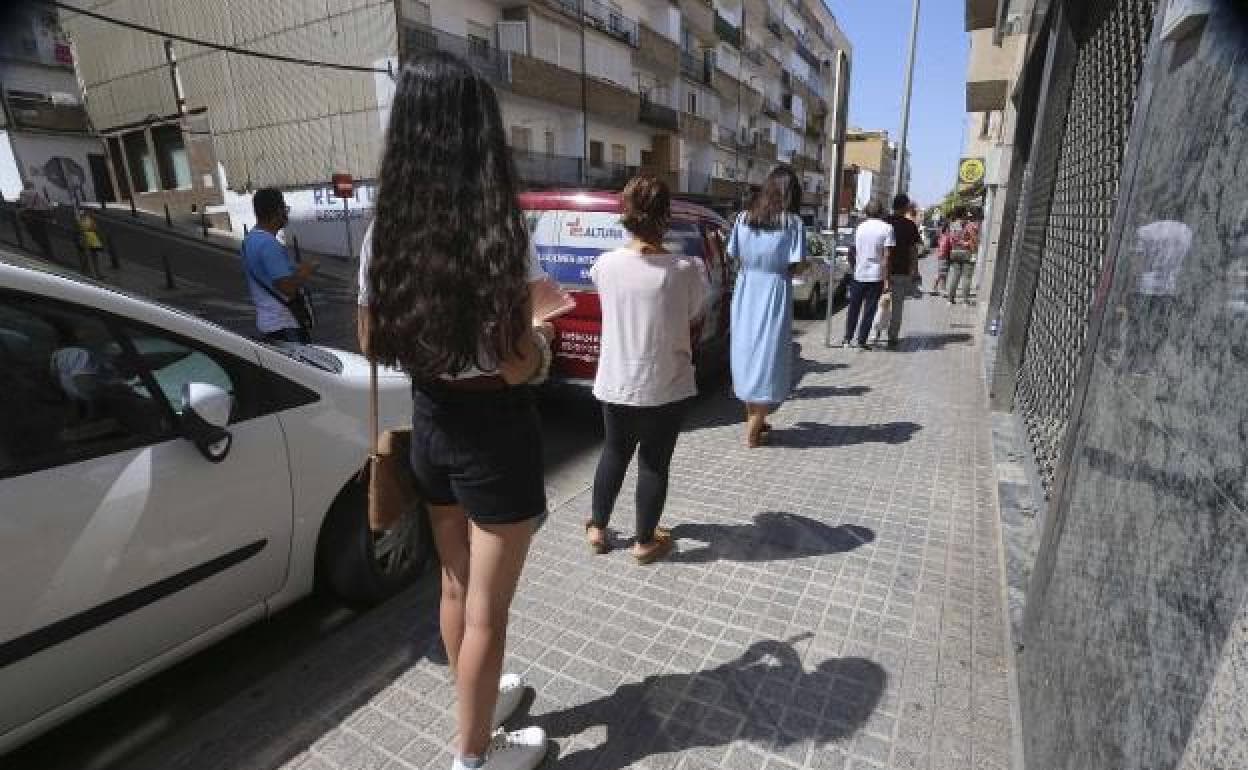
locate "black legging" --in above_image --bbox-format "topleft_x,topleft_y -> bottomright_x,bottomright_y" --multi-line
591,398 -> 689,544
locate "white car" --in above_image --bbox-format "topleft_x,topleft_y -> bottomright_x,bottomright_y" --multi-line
0,252 -> 429,754
792,231 -> 852,318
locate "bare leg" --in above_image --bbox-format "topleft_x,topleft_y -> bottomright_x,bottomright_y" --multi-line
457,519 -> 536,758
746,403 -> 768,447
429,503 -> 471,677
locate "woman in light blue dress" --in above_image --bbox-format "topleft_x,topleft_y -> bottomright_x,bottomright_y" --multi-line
728,166 -> 806,447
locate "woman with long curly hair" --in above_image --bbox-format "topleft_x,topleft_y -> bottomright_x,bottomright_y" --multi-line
356,52 -> 552,770
728,165 -> 807,447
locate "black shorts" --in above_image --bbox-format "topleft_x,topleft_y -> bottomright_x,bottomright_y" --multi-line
409,383 -> 547,525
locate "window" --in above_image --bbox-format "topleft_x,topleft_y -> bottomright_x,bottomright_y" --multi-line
979,111 -> 998,140
466,20 -> 493,52
118,327 -> 236,420
611,144 -> 626,166
688,90 -> 698,115
589,140 -> 604,168
152,123 -> 192,190
511,126 -> 533,152
0,298 -> 169,478
122,129 -> 157,193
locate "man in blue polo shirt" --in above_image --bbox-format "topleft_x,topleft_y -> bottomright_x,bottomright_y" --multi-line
241,188 -> 318,343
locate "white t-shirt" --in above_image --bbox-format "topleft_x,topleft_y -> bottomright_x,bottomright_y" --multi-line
853,218 -> 895,283
590,247 -> 710,407
356,221 -> 546,377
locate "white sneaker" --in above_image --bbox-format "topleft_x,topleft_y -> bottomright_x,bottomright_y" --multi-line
451,727 -> 546,770
492,673 -> 525,728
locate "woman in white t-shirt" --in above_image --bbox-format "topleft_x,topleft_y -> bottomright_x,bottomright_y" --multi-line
584,174 -> 709,564
357,52 -> 553,770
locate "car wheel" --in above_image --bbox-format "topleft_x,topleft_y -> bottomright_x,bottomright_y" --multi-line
316,476 -> 433,608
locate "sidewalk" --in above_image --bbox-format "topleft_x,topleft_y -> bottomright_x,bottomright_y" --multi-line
126,281 -> 1016,770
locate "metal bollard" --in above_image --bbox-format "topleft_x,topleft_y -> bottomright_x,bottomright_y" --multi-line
161,254 -> 176,290
13,210 -> 24,251
164,203 -> 173,227
201,208 -> 208,238
291,235 -> 302,264
129,196 -> 138,217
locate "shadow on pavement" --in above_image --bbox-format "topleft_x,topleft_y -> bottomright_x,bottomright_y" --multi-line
766,421 -> 922,449
669,513 -> 874,564
533,636 -> 886,770
790,384 -> 871,399
894,332 -> 973,351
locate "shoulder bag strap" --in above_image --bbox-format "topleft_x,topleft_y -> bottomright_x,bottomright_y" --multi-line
368,359 -> 380,456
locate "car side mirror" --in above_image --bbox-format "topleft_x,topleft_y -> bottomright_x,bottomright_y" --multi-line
181,382 -> 233,462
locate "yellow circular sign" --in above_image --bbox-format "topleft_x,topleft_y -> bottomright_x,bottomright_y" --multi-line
959,157 -> 986,185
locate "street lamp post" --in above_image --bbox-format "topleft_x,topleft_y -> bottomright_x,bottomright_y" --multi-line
893,0 -> 920,199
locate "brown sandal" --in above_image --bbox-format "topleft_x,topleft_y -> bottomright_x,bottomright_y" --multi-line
633,535 -> 673,565
585,521 -> 609,554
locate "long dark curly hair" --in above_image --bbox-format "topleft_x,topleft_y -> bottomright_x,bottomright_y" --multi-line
367,52 -> 529,379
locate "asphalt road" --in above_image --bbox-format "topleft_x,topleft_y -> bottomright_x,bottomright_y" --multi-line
0,214 -> 845,768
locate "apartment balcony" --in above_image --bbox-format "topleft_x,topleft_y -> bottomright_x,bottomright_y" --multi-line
679,111 -> 712,144
716,125 -> 736,148
795,39 -> 820,69
805,114 -> 824,139
755,137 -> 778,160
680,49 -> 712,85
512,149 -> 584,188
966,0 -> 997,30
401,20 -> 514,85
586,161 -> 640,190
966,27 -> 1023,111
538,0 -> 639,46
714,13 -> 742,47
5,94 -> 90,133
791,153 -> 819,173
587,77 -> 642,124
636,23 -> 680,71
640,96 -> 680,132
508,53 -> 584,112
678,0 -> 716,44
761,97 -> 778,118
709,175 -> 741,199
740,43 -> 763,66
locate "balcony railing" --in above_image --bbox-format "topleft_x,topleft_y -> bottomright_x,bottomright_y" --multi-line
795,39 -> 820,69
512,149 -> 583,188
402,21 -> 511,83
639,96 -> 680,131
741,43 -> 763,65
714,13 -> 741,47
546,0 -> 639,46
586,161 -> 639,190
6,96 -> 90,133
717,125 -> 736,147
761,97 -> 778,118
680,49 -> 711,85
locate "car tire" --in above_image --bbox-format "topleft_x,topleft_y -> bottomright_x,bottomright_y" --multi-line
316,476 -> 433,608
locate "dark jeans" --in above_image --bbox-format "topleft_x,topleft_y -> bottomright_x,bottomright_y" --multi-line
844,279 -> 884,345
262,327 -> 311,344
591,398 -> 689,544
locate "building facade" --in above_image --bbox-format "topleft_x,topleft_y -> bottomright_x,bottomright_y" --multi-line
842,128 -> 908,211
60,0 -> 852,246
0,5 -> 107,204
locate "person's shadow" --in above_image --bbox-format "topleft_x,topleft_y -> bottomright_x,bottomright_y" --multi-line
893,332 -> 973,351
669,513 -> 874,564
790,384 -> 871,400
767,420 -> 922,449
533,636 -> 886,769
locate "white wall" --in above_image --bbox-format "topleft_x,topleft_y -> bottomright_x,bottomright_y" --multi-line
0,60 -> 81,99
428,0 -> 500,36
501,95 -> 583,156
589,123 -> 651,166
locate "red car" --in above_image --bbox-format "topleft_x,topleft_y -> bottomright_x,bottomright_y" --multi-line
520,190 -> 732,389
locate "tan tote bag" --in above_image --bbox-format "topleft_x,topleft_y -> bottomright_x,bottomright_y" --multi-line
366,360 -> 420,532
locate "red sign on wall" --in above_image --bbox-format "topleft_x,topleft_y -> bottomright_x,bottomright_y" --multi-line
331,173 -> 353,199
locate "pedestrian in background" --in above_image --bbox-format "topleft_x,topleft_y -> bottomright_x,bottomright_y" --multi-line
727,165 -> 806,448
883,193 -> 923,347
77,209 -> 104,278
907,202 -> 925,296
241,188 -> 318,343
359,52 -> 553,770
17,180 -> 53,259
842,200 -> 894,351
945,207 -> 977,305
585,173 -> 708,564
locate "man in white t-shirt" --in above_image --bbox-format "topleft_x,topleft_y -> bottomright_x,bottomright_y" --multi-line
842,200 -> 895,350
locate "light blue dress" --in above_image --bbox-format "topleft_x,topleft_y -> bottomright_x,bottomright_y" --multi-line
728,213 -> 805,405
